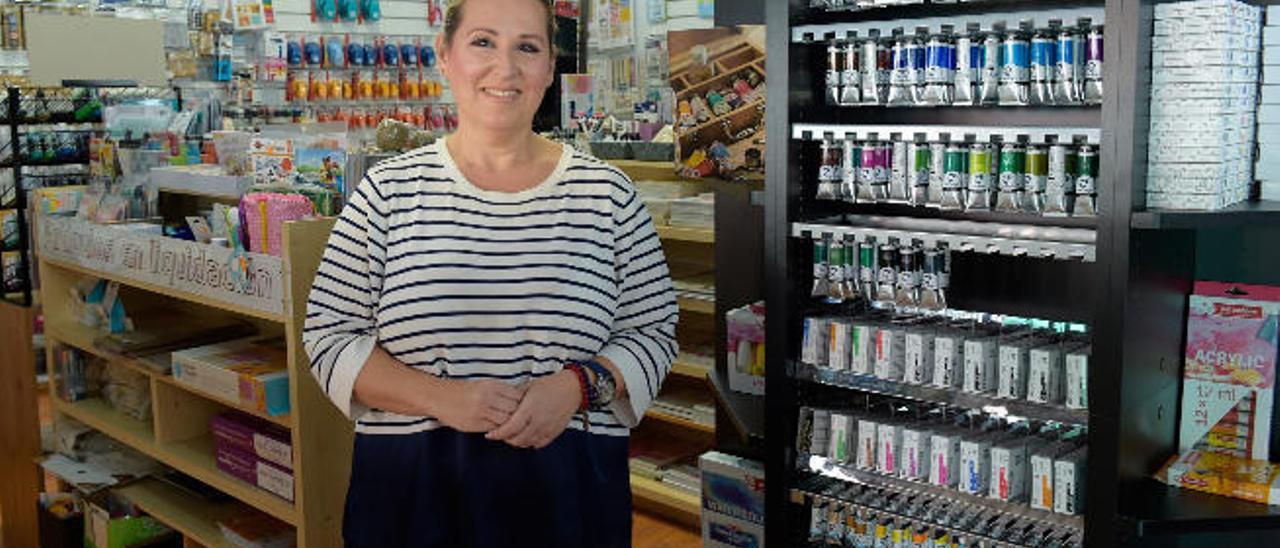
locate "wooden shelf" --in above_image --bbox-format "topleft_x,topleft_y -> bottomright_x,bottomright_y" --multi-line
646,409 -> 715,435
115,478 -> 259,548
671,357 -> 712,381
53,398 -> 154,450
677,98 -> 764,141
40,256 -> 287,325
52,398 -> 299,526
630,472 -> 701,526
607,159 -> 764,188
677,295 -> 716,315
45,319 -> 293,428
656,224 -> 715,244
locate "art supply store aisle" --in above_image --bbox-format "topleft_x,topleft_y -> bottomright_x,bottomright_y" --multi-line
767,0 -> 1280,546
0,1 -> 774,547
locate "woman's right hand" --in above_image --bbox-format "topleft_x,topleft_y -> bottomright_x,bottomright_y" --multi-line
433,379 -> 528,433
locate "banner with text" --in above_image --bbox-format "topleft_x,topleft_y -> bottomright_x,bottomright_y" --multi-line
38,216 -> 285,317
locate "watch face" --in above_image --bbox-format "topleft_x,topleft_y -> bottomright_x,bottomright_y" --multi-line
593,372 -> 616,408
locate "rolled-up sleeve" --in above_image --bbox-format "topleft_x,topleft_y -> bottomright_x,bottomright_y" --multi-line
303,174 -> 387,421
598,188 -> 680,427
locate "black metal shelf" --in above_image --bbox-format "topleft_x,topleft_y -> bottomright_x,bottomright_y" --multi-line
793,215 -> 1097,261
1131,201 -> 1280,230
792,0 -> 1105,29
1120,480 -> 1280,538
709,368 -> 765,446
812,201 -> 1099,230
0,157 -> 89,169
798,455 -> 1085,532
793,104 -> 1104,129
793,362 -> 1089,425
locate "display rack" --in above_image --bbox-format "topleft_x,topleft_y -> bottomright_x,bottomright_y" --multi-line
792,216 -> 1098,260
791,6 -> 1106,40
791,123 -> 1102,145
0,87 -> 101,306
34,197 -> 350,548
766,0 -> 1280,545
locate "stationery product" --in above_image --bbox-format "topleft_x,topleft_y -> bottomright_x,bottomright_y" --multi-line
1158,449 -> 1280,505
211,412 -> 293,470
1053,447 -> 1087,515
1179,281 -> 1279,460
216,444 -> 294,502
172,338 -> 290,416
239,193 -> 315,256
701,452 -> 765,548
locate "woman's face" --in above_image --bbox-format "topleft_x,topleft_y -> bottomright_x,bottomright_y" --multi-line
437,0 -> 554,135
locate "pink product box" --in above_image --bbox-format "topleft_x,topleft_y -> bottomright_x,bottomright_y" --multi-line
1178,281 -> 1280,460
211,412 -> 293,471
216,445 -> 295,502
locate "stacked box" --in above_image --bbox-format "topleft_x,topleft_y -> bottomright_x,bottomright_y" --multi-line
1148,0 -> 1262,210
1260,6 -> 1280,199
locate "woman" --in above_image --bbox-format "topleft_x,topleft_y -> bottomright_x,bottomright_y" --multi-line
302,0 -> 678,546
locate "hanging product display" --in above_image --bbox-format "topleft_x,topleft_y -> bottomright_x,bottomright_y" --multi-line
811,133 -> 1099,217
823,23 -> 1103,108
796,405 -> 1086,546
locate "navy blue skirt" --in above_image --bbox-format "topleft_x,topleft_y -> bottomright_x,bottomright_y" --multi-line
343,428 -> 633,548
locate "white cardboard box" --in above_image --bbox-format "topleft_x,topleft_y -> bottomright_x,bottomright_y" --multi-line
701,452 -> 765,548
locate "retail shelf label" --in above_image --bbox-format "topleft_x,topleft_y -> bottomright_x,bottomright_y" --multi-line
38,216 -> 285,316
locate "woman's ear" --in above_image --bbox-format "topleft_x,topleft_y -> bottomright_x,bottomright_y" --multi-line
434,34 -> 448,74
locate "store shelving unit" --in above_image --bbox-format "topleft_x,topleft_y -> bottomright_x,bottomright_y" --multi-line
0,87 -> 101,306
34,204 -> 349,548
762,0 -> 1280,545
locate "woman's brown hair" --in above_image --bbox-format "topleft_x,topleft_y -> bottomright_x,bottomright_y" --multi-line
442,0 -> 558,55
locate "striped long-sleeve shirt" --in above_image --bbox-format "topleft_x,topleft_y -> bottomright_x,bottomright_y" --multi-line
302,139 -> 679,437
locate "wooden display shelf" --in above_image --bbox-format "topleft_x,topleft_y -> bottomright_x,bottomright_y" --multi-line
53,385 -> 299,528
630,472 -> 701,527
645,409 -> 714,435
656,224 -> 715,244
39,256 -> 287,325
671,357 -> 712,381
677,295 -> 716,315
115,478 -> 259,548
44,319 -> 293,429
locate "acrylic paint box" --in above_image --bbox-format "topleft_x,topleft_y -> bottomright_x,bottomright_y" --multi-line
700,451 -> 765,548
1158,450 -> 1280,505
1178,281 -> 1280,460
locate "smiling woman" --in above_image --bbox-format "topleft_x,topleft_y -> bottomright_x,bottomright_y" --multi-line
302,0 -> 679,547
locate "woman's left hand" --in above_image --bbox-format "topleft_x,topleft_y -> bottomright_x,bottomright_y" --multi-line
485,370 -> 582,449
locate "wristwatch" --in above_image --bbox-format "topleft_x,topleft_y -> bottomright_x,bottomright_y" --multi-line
580,359 -> 616,411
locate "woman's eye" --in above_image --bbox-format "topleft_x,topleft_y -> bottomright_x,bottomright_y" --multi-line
519,43 -> 541,54
470,38 -> 492,48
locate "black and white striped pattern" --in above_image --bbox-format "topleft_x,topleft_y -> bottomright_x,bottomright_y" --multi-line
303,140 -> 679,437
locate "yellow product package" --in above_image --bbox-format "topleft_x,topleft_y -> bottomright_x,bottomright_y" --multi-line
1157,450 -> 1280,505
